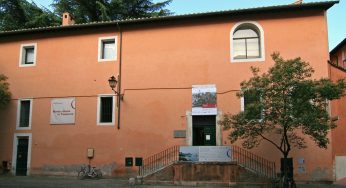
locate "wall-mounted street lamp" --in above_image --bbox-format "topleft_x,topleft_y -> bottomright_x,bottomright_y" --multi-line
108,76 -> 124,105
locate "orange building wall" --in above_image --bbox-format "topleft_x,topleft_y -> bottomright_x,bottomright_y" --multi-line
0,10 -> 333,181
329,44 -> 346,183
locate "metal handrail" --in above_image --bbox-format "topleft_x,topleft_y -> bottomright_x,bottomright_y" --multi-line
231,145 -> 276,179
138,145 -> 276,180
138,145 -> 179,177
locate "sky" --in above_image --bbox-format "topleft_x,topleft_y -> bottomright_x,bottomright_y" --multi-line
32,0 -> 346,50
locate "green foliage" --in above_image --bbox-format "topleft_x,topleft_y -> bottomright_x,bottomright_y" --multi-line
52,0 -> 173,23
0,0 -> 172,31
0,74 -> 11,108
0,0 -> 60,31
219,53 -> 346,158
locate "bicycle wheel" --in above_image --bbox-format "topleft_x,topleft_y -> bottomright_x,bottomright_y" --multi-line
90,171 -> 97,178
78,171 -> 86,179
96,169 -> 102,178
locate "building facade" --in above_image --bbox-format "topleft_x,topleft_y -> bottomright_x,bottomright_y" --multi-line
329,38 -> 346,184
0,1 -> 339,182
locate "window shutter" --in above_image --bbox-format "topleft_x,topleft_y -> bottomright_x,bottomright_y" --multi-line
102,41 -> 115,60
25,48 -> 35,64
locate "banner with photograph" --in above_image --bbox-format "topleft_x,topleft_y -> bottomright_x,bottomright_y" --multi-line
50,98 -> 76,125
179,146 -> 232,162
192,85 -> 217,115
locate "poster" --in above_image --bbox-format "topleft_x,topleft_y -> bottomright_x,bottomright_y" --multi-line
179,146 -> 231,162
50,98 -> 76,124
192,85 -> 217,115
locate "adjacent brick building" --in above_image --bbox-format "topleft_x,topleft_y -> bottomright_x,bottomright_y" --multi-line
329,38 -> 346,183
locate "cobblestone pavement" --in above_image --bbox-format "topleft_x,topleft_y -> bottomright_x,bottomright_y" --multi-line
1,175 -> 346,188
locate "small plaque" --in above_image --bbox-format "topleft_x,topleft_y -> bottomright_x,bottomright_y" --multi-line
174,130 -> 186,138
206,135 -> 211,140
87,148 -> 94,158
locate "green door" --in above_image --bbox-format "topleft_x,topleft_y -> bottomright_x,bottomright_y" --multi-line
192,116 -> 216,146
16,137 -> 29,176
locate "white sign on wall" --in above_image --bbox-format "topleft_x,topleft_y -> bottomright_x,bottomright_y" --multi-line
50,98 -> 76,125
179,146 -> 232,162
199,146 -> 231,162
192,85 -> 217,115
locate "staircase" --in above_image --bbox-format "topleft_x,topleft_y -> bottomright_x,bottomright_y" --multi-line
231,145 -> 276,179
138,145 -> 179,177
138,145 -> 276,181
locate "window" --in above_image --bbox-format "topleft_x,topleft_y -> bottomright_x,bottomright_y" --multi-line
97,95 -> 115,125
241,90 -> 262,120
98,36 -> 117,62
332,55 -> 338,66
19,43 -> 37,67
16,99 -> 33,129
231,22 -> 265,62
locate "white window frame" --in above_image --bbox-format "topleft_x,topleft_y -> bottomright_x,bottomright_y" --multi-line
97,94 -> 115,126
19,43 -> 37,67
16,98 -> 33,130
230,21 -> 265,63
12,133 -> 32,176
240,96 -> 245,112
98,36 -> 117,62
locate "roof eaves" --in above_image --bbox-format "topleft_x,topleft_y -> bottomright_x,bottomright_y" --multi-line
0,0 -> 339,37
330,38 -> 346,55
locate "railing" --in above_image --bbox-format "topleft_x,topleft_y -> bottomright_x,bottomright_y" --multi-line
231,145 -> 276,179
138,145 -> 276,180
138,145 -> 179,177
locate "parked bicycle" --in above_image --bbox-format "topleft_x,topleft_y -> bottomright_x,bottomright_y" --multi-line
78,165 -> 102,179
274,175 -> 296,188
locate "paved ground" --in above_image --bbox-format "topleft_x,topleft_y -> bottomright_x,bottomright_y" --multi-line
1,175 -> 346,188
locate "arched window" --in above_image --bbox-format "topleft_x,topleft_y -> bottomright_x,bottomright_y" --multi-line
231,22 -> 265,62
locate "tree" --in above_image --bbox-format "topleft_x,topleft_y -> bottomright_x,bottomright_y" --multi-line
0,0 -> 172,31
52,0 -> 173,23
0,74 -> 11,108
219,53 -> 346,186
0,0 -> 60,31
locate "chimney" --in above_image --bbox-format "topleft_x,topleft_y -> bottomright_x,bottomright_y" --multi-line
62,12 -> 75,26
293,0 -> 303,4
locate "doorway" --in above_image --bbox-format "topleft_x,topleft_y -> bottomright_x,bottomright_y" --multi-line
12,134 -> 31,176
192,116 -> 216,146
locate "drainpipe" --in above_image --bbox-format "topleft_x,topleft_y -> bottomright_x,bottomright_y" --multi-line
116,22 -> 123,130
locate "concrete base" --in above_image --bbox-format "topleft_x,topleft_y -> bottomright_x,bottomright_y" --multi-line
173,162 -> 239,184
144,161 -> 273,186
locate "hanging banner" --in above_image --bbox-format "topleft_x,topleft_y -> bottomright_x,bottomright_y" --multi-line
50,98 -> 76,125
192,85 -> 217,115
179,146 -> 232,162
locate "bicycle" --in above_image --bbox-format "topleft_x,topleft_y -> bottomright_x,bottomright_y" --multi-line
78,165 -> 102,179
275,175 -> 296,188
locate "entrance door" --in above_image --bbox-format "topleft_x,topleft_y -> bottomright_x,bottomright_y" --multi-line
16,137 -> 29,176
192,116 -> 216,146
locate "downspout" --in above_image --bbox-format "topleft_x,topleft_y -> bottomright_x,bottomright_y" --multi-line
117,22 -> 123,130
